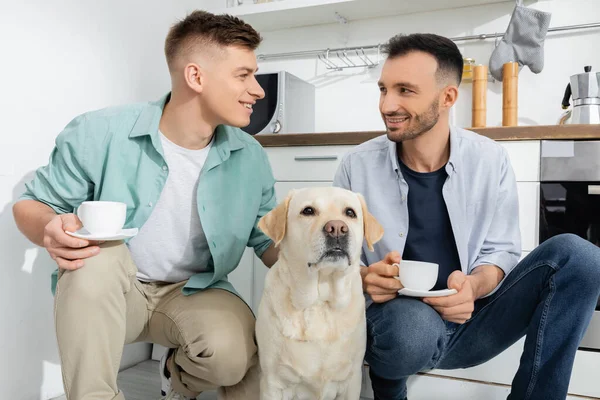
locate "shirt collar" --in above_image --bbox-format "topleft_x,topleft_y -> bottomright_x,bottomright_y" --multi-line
128,92 -> 245,155
447,125 -> 459,173
129,93 -> 169,139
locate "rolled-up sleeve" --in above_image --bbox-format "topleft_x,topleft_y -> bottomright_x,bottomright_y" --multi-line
247,147 -> 277,258
472,148 -> 521,294
19,115 -> 93,214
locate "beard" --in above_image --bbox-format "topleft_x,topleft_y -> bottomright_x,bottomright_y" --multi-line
384,98 -> 440,142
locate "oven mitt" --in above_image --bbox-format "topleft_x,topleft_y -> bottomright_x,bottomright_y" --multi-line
489,0 -> 551,81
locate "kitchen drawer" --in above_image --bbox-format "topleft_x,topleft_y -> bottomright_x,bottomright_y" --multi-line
517,182 -> 539,251
266,141 -> 539,182
265,145 -> 355,182
500,141 -> 540,182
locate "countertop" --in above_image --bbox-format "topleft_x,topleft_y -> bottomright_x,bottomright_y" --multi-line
254,124 -> 600,147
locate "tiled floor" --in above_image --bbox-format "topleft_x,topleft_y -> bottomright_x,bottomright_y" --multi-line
52,360 -> 599,400
51,360 -> 218,400
115,360 -> 218,399
51,360 -> 367,400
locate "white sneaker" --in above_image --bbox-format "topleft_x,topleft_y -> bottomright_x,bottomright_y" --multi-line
159,349 -> 194,400
160,391 -> 193,400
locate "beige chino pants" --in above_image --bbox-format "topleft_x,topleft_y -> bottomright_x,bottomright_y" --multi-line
54,241 -> 257,400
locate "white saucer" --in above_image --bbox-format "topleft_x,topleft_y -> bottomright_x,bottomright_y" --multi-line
398,288 -> 458,298
66,228 -> 138,241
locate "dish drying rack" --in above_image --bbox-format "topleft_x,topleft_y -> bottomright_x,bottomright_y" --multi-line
316,46 -> 381,70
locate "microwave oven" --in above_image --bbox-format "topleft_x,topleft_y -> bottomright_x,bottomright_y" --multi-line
241,71 -> 315,135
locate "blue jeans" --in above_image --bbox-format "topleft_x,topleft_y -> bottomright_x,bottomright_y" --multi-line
365,234 -> 600,400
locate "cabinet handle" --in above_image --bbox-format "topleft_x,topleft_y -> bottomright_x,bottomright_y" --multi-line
294,155 -> 338,161
589,185 -> 600,195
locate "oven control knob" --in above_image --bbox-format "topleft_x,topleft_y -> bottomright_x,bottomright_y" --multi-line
271,120 -> 281,133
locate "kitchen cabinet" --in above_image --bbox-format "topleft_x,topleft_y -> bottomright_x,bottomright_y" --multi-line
210,0 -> 508,32
264,145 -> 353,182
517,182 -> 540,252
500,141 -> 540,182
227,246 -> 255,307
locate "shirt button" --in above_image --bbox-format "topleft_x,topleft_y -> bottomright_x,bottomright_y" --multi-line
401,195 -> 406,201
148,202 -> 153,207
399,232 -> 404,237
162,165 -> 168,171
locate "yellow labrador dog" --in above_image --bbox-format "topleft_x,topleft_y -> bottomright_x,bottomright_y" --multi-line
256,186 -> 384,400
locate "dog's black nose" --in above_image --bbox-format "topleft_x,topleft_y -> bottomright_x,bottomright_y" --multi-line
323,220 -> 348,238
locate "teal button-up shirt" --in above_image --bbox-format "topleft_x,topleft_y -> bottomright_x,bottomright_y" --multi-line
20,94 -> 276,298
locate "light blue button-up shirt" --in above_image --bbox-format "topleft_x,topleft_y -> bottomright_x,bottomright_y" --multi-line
333,126 -> 521,301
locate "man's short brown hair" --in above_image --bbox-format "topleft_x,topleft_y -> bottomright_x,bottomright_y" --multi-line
383,33 -> 463,86
165,10 -> 262,71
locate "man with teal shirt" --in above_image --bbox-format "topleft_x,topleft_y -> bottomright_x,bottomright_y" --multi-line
13,10 -> 276,400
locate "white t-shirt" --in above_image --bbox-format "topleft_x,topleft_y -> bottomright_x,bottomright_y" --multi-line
127,131 -> 213,282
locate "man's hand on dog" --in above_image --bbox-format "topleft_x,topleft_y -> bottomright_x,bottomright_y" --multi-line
44,213 -> 103,271
423,271 -> 477,324
361,251 -> 403,303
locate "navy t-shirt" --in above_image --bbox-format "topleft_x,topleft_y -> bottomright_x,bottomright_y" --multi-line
399,159 -> 461,290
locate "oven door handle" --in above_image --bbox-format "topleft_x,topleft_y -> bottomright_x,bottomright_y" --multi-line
588,185 -> 600,195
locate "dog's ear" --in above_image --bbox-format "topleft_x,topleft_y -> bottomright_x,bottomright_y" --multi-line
258,191 -> 293,247
357,193 -> 384,251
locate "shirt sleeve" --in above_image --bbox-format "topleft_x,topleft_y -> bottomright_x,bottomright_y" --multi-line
247,147 -> 277,259
472,147 -> 521,296
333,154 -> 351,191
19,115 -> 93,214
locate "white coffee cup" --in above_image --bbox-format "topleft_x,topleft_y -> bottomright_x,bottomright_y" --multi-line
393,260 -> 439,291
76,201 -> 126,235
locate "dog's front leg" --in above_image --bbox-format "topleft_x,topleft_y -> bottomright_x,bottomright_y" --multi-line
337,365 -> 363,400
260,373 -> 287,400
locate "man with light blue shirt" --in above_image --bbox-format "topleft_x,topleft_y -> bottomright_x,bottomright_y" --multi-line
333,33 -> 600,400
13,11 -> 276,400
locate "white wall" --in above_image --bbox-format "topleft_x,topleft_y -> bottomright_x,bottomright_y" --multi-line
1,0 -> 598,399
247,0 -> 600,132
0,1 -> 218,399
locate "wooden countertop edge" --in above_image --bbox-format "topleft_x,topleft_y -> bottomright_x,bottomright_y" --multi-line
254,125 -> 600,146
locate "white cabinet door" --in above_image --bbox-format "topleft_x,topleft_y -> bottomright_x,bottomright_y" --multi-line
228,247 -> 255,308
517,182 -> 539,251
500,141 -> 540,182
251,181 -> 333,314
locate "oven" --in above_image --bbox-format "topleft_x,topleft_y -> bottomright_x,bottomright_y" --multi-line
540,140 -> 600,352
